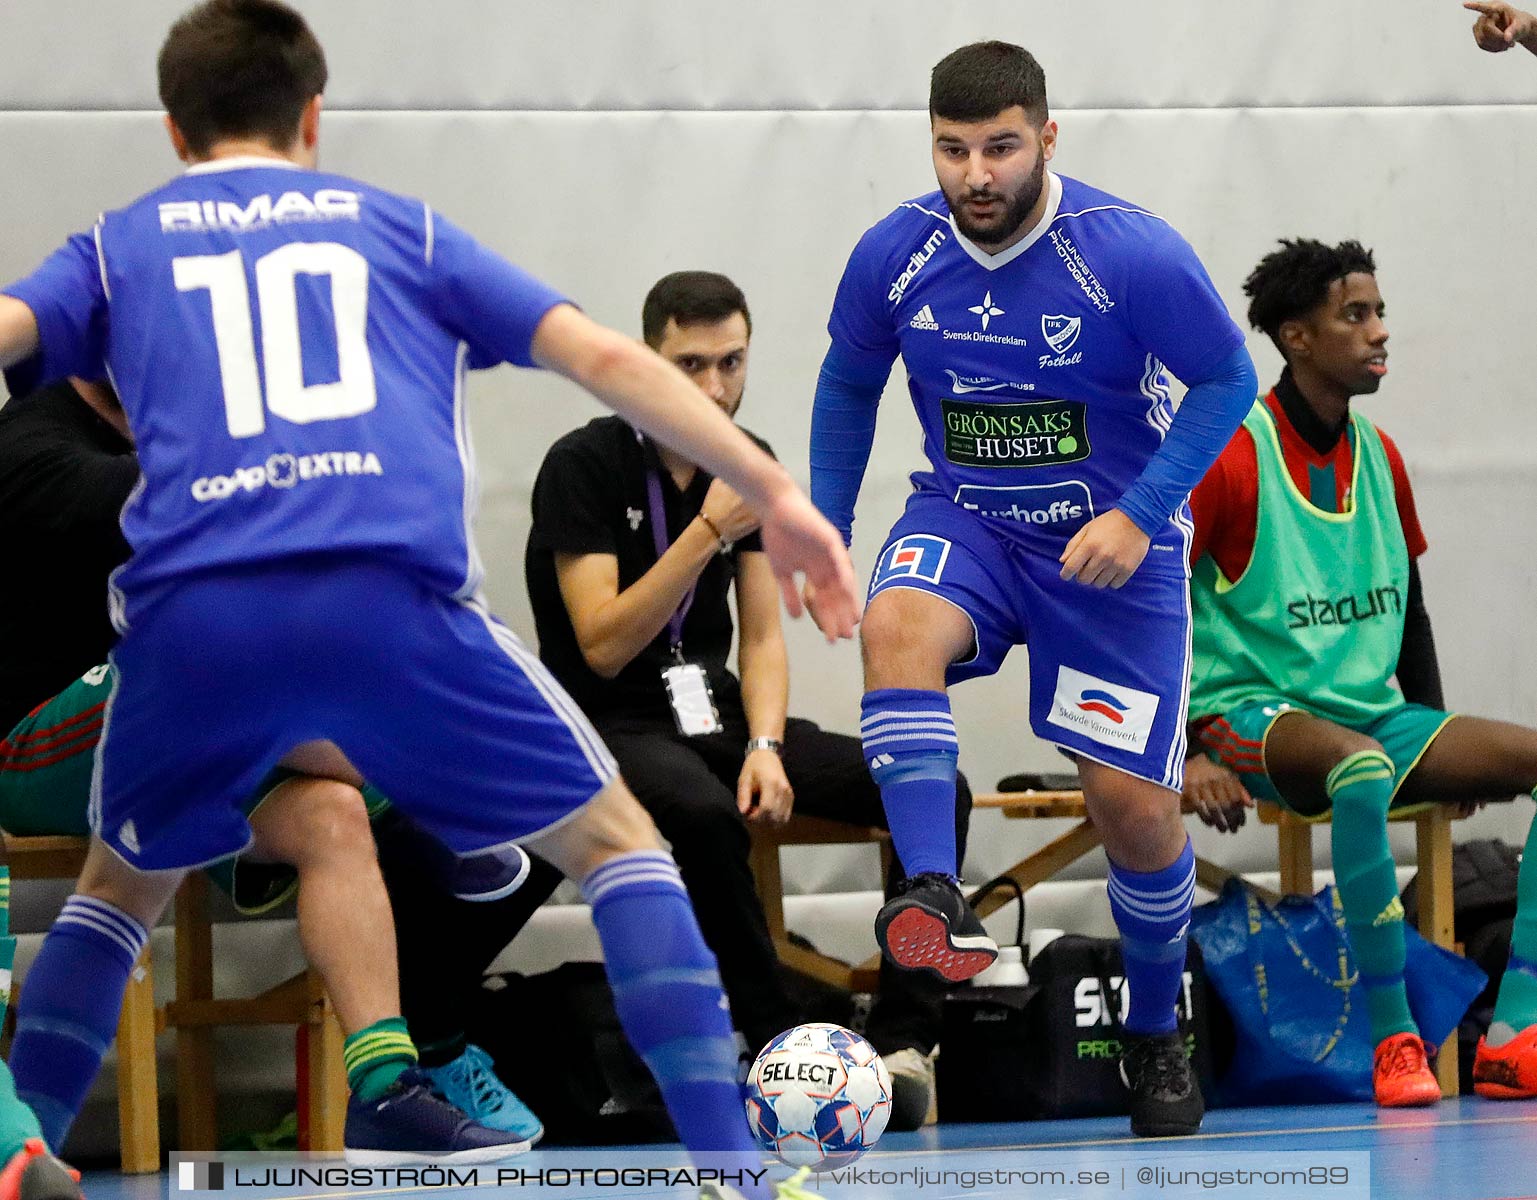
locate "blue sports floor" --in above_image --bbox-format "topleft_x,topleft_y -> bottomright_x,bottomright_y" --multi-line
81,1097 -> 1537,1200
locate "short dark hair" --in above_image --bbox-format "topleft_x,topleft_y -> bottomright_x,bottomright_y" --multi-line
641,272 -> 752,348
930,41 -> 1048,126
158,0 -> 328,157
1244,238 -> 1377,348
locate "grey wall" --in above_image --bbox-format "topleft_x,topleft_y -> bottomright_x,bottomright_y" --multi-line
2,1 -> 1534,890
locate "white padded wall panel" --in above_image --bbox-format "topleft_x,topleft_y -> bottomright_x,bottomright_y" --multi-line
2,1 -> 1533,111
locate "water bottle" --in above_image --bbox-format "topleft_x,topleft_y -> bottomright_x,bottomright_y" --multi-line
972,944 -> 1029,988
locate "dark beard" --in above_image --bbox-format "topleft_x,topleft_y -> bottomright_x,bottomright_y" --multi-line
947,152 -> 1046,248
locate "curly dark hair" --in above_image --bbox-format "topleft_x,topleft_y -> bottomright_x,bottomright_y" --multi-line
1243,238 -> 1377,350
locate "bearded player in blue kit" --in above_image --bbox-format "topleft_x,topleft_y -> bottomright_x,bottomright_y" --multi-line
0,2 -> 858,1192
811,42 -> 1257,1136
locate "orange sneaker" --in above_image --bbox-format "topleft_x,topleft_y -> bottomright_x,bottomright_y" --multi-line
0,1140 -> 81,1200
1373,1033 -> 1441,1107
1473,1025 -> 1537,1099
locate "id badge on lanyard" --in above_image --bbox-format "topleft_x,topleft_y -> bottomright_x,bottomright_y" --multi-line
646,458 -> 723,736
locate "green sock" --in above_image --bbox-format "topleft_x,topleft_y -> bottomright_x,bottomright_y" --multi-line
0,869 -> 42,1160
0,1061 -> 44,1162
1489,797 -> 1537,1043
343,1017 -> 418,1102
1327,751 -> 1416,1043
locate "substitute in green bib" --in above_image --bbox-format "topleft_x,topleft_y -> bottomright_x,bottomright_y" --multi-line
1184,238 -> 1537,1109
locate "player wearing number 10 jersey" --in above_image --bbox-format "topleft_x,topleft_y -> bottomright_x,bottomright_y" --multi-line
0,2 -> 855,1188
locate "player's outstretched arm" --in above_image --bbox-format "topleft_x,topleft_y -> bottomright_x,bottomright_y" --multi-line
1466,1 -> 1537,53
531,304 -> 861,640
0,296 -> 41,370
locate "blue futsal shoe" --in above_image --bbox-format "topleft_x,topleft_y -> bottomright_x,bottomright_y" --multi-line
343,1067 -> 535,1164
422,1044 -> 545,1144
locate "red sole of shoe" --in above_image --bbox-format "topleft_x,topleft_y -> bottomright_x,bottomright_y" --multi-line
1474,1080 -> 1537,1100
882,908 -> 996,982
1375,1089 -> 1441,1108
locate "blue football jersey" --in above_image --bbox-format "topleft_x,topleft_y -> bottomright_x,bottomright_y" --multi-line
4,157 -> 568,608
828,172 -> 1244,555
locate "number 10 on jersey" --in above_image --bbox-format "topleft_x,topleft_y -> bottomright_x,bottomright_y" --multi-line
174,242 -> 376,438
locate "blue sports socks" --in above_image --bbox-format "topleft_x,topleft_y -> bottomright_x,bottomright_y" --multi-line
581,851 -> 768,1199
10,895 -> 149,1149
1327,751 -> 1416,1043
1108,838 -> 1197,1035
861,688 -> 959,880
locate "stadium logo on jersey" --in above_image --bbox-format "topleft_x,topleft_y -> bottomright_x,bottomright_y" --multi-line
954,480 -> 1093,529
909,304 -> 940,331
1047,230 -> 1115,313
1041,314 -> 1082,355
870,534 -> 951,591
1048,666 -> 1160,752
968,291 -> 1005,331
940,398 -> 1089,468
190,450 -> 384,503
159,189 -> 362,233
1285,585 -> 1403,630
888,229 -> 948,302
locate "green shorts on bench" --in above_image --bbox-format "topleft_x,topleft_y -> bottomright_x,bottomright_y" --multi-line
0,665 -> 390,914
1194,697 -> 1457,819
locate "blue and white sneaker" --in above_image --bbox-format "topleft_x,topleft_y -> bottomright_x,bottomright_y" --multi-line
344,1066 -> 534,1164
422,1044 -> 545,1144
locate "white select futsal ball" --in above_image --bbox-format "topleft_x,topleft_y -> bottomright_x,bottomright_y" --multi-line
744,1022 -> 892,1170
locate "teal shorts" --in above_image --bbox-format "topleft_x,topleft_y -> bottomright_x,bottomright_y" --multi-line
1194,698 -> 1456,819
1,666 -> 391,914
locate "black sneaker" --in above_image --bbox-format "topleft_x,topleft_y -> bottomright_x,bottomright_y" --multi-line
874,873 -> 997,982
344,1067 -> 535,1164
1119,1030 -> 1204,1137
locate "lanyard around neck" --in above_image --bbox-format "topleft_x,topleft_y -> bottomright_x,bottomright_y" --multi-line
644,463 -> 697,657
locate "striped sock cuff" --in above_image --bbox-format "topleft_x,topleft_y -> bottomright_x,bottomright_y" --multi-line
0,865 -> 9,937
1108,860 -> 1198,924
57,895 -> 148,970
581,850 -> 688,910
343,1021 -> 418,1077
1326,750 -> 1395,795
860,688 -> 958,757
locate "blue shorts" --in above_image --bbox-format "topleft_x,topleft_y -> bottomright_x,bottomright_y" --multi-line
93,558 -> 617,871
868,491 -> 1192,790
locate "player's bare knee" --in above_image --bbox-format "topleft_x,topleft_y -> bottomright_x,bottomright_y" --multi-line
252,777 -> 374,869
76,838 -> 180,928
1331,732 -> 1386,766
860,592 -> 964,688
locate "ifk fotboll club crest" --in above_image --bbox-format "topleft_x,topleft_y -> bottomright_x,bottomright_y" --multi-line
1041,314 -> 1082,355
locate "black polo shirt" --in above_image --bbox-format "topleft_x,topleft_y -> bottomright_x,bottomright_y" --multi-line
525,415 -> 771,727
0,381 -> 137,730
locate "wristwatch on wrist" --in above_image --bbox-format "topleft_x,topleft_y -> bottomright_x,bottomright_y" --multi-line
745,736 -> 784,756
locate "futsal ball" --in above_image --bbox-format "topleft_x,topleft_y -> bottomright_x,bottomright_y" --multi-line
744,1022 -> 892,1170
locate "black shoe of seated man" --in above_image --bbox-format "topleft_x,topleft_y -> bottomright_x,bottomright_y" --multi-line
344,1067 -> 534,1164
873,872 -> 998,983
1119,1030 -> 1204,1137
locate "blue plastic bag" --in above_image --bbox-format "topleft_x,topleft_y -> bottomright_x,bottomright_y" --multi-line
1190,878 -> 1487,1105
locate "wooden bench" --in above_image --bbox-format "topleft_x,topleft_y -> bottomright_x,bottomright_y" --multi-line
6,835 -> 349,1166
163,872 -> 348,1154
749,814 -> 892,994
4,835 -> 160,1173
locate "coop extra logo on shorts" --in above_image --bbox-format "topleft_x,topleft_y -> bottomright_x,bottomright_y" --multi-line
954,480 -> 1093,529
1047,665 -> 1160,753
940,397 -> 1089,468
191,450 -> 383,502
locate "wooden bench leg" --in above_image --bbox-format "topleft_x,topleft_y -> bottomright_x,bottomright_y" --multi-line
303,977 -> 348,1155
174,873 -> 219,1151
1416,807 -> 1459,1096
1277,816 -> 1314,896
115,949 -> 161,1173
